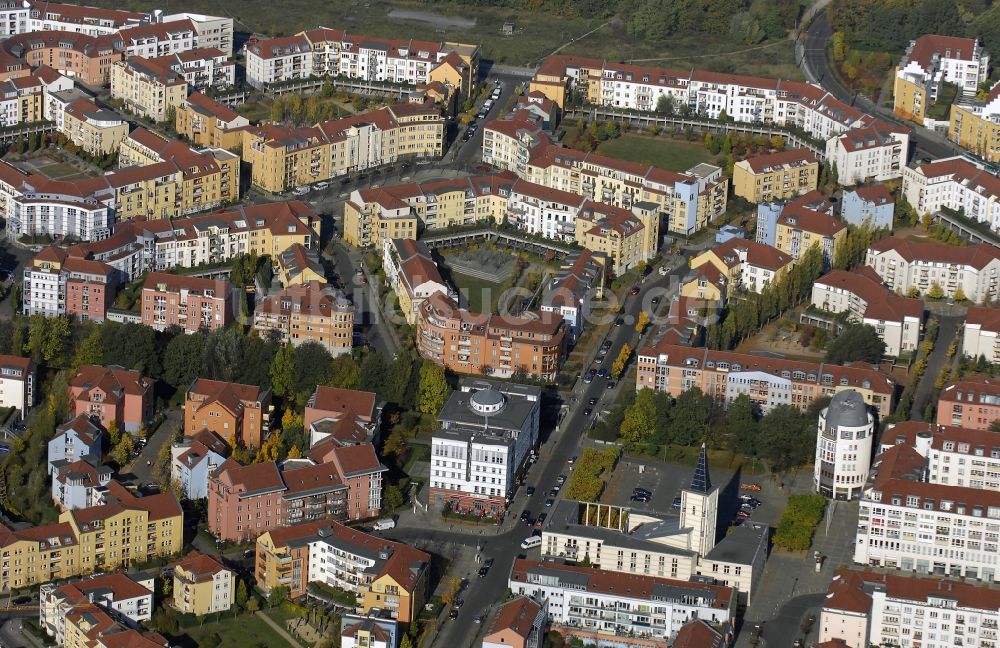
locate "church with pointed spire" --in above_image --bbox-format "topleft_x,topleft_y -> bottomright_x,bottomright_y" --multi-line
541,442 -> 769,605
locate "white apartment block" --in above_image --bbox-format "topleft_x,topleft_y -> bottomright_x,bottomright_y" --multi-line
825,125 -> 910,185
117,19 -> 197,59
882,420 -> 1000,492
7,193 -> 112,241
820,569 -> 1000,648
855,437 -> 1000,582
162,13 -> 234,55
245,28 -> 476,90
865,236 -> 1000,304
40,573 -> 154,644
963,306 -> 1000,363
429,380 -> 540,514
814,390 -> 876,501
0,354 -> 33,415
508,559 -> 735,644
152,47 -> 235,91
508,181 -> 585,242
902,157 -> 1000,232
897,35 -> 989,99
809,268 -> 924,357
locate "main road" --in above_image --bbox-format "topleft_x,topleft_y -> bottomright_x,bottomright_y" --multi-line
386,257 -> 692,648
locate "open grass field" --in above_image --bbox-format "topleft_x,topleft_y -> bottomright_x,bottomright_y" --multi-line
449,271 -> 501,314
178,613 -> 293,648
90,1 -> 803,78
597,135 -> 717,172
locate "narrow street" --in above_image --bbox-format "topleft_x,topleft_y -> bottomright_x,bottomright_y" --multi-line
910,315 -> 961,420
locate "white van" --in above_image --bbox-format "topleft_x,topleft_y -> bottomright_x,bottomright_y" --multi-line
658,265 -> 669,276
520,535 -> 542,550
373,518 -> 396,531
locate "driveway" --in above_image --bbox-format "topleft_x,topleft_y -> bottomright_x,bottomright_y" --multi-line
122,408 -> 182,485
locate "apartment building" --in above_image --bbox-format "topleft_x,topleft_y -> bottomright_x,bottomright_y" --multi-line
170,428 -> 230,500
47,414 -> 103,475
689,238 -> 793,298
540,250 -> 603,339
175,92 -> 249,150
342,615 -> 400,648
255,520 -> 430,623
820,569 -> 1000,648
732,148 -> 819,203
208,443 -> 385,541
245,28 -> 478,94
110,56 -> 187,122
140,272 -> 234,334
303,385 -> 380,447
636,341 -> 895,417
0,354 -> 33,416
937,375 -> 1000,430
117,127 -> 240,217
528,55 -> 890,141
808,268 -> 924,357
416,291 -> 566,381
40,572 -> 153,645
854,434 -> 1000,583
949,82 -> 1000,163
273,243 -> 324,288
14,2 -> 146,36
773,200 -> 846,267
343,173 -> 515,247
51,459 -> 112,510
252,281 -> 354,356
814,389 -> 876,500
61,96 -> 128,154
0,65 -> 71,127
508,559 -> 735,644
162,13 -> 233,55
826,124 -> 909,184
23,246 -> 117,321
1,483 -> 181,591
542,448 -> 766,602
0,31 -> 123,85
865,236 -> 1000,303
572,200 -> 655,273
902,156 -> 1000,233
483,597 -> 547,648
841,184 -> 895,230
184,378 -> 272,449
963,306 -> 1000,362
172,551 -> 234,615
149,47 -> 234,91
429,379 -> 541,516
882,419 -> 1000,491
381,238 -> 451,326
483,112 -> 727,236
69,364 -> 152,433
115,18 -> 196,59
241,103 -> 444,194
894,35 -> 988,123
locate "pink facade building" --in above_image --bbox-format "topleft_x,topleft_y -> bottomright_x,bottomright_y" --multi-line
141,272 -> 234,333
69,365 -> 153,433
937,375 -> 1000,430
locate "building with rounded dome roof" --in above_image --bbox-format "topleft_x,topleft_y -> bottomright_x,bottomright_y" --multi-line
814,389 -> 875,499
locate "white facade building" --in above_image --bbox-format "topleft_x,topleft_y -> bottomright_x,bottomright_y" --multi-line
508,559 -> 735,643
0,354 -> 33,416
963,306 -> 1000,363
40,573 -> 154,644
897,35 -> 989,100
865,235 -> 1000,304
882,420 -> 1000,492
825,125 -> 909,185
902,157 -> 1000,233
7,194 -> 112,241
429,379 -> 540,515
162,12 -> 234,55
814,389 -> 875,500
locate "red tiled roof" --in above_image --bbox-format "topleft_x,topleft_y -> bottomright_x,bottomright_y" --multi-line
175,550 -> 229,582
741,148 -> 817,174
826,568 -> 1000,615
673,620 -> 724,648
906,34 -> 981,68
777,205 -> 846,238
815,269 -> 923,322
70,365 -> 151,404
708,238 -> 793,271
869,236 -> 1000,269
851,184 -> 894,206
486,596 -> 542,640
965,305 -> 1000,334
912,157 -> 1000,202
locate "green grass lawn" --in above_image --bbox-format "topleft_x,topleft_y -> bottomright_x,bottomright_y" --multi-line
450,271 -> 502,314
597,135 -> 717,172
180,613 -> 294,648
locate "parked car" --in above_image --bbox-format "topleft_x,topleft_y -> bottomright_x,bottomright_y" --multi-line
520,510 -> 531,523
534,513 -> 547,527
549,487 -> 560,497
630,286 -> 641,295
736,510 -> 750,519
583,369 -> 596,383
741,483 -> 763,492
596,368 -> 610,379
615,318 -> 624,326
630,493 -> 651,503
314,181 -> 329,190
568,456 -> 577,465
607,381 -> 616,390
291,186 -> 309,196
449,608 -> 459,619
583,407 -> 593,416
557,474 -> 567,485
595,354 -> 606,364
588,397 -> 598,405
633,487 -> 651,497
672,496 -> 682,508
545,498 -> 554,507
526,486 -> 535,496
474,613 -> 484,624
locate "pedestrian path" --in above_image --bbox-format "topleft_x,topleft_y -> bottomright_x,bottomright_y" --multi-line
255,611 -> 306,648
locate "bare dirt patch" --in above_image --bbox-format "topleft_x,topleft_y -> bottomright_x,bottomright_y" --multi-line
387,8 -> 476,29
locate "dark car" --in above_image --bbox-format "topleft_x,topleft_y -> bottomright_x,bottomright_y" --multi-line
535,513 -> 547,527
520,510 -> 531,522
630,286 -> 640,295
545,498 -> 554,507
651,297 -> 660,305
633,487 -> 652,497
597,368 -> 610,379
12,595 -> 31,605
588,397 -> 598,405
631,493 -> 651,503
526,486 -> 536,496
607,380 -> 616,390
615,318 -> 624,326
449,608 -> 459,619
584,407 -> 593,416
583,369 -> 596,383
549,487 -> 559,497
672,496 -> 682,508
601,340 -> 613,351
478,564 -> 490,578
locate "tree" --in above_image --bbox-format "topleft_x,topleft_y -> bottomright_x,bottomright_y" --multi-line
382,430 -> 408,466
418,362 -> 449,415
825,323 -> 886,364
759,405 -> 816,471
42,315 -> 70,364
655,94 -> 675,116
954,287 -> 967,302
611,343 -> 631,379
111,433 -> 135,466
400,634 -> 414,648
267,585 -> 289,608
236,579 -> 249,609
107,421 -> 122,448
383,484 -> 405,512
269,345 -> 296,400
162,333 -> 206,388
722,393 -> 759,454
626,0 -> 679,41
246,596 -> 260,612
906,286 -> 920,298
619,388 -> 657,445
441,577 -> 462,606
328,354 -> 361,389
72,326 -> 104,369
667,387 -> 711,446
635,311 -> 650,334
927,282 -> 945,299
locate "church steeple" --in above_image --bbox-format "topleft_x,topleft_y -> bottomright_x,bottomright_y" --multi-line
688,443 -> 712,494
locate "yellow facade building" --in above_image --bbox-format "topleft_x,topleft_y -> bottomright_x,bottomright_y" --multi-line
773,203 -> 847,267
949,86 -> 1000,163
172,551 -> 234,616
732,149 -> 819,203
892,75 -> 928,123
0,481 -> 182,591
175,92 -> 251,152
242,103 -> 444,194
110,57 -> 188,123
62,97 -> 129,155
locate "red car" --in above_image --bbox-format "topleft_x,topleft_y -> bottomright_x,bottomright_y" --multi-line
629,286 -> 640,295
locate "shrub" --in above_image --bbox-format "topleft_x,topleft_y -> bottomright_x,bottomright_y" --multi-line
773,493 -> 826,551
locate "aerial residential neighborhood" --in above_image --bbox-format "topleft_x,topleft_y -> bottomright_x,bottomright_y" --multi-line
2,1 -> 1000,648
